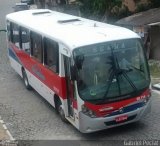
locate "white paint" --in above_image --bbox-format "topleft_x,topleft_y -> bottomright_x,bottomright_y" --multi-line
26,69 -> 80,128
9,56 -> 22,77
6,9 -> 139,51
153,83 -> 160,89
6,9 -> 141,132
59,43 -> 71,57
9,52 -> 79,129
0,119 -> 15,140
26,69 -> 56,107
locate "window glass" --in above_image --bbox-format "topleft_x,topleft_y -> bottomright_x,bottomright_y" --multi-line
21,27 -> 30,54
12,23 -> 20,48
73,39 -> 150,103
6,21 -> 11,41
31,32 -> 42,62
44,38 -> 59,73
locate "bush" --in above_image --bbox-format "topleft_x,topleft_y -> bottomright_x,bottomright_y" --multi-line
148,60 -> 160,78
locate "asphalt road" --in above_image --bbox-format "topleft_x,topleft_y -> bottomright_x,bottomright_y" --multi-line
0,0 -> 160,143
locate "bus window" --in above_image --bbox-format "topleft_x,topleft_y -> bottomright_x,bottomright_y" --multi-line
31,32 -> 42,62
44,38 -> 59,73
12,23 -> 20,48
6,21 -> 11,41
21,27 -> 30,54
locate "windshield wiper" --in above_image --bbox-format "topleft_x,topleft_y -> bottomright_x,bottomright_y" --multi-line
131,65 -> 144,73
101,46 -> 137,102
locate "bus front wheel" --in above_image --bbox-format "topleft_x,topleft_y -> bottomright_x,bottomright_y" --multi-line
57,100 -> 68,123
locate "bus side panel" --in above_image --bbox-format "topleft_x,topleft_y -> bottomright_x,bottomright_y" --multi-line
9,44 -> 67,103
8,44 -> 23,77
24,57 -> 67,100
36,63 -> 67,99
25,68 -> 56,107
8,51 -> 22,77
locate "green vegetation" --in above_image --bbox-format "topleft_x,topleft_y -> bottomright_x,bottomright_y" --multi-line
149,0 -> 160,8
78,0 -> 123,22
149,60 -> 160,83
136,0 -> 160,12
34,0 -> 160,23
78,0 -> 160,23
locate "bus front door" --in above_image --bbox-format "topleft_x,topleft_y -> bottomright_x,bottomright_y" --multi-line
63,56 -> 74,118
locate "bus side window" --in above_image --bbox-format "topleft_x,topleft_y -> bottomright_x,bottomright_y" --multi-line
12,23 -> 20,48
21,27 -> 30,54
44,38 -> 59,73
30,32 -> 42,62
6,20 -> 11,41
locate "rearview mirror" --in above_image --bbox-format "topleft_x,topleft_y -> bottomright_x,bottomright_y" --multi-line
75,54 -> 84,70
71,66 -> 77,81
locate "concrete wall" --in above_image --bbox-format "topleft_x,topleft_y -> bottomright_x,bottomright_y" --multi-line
150,25 -> 160,60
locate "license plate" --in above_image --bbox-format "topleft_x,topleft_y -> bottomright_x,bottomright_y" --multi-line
115,115 -> 128,122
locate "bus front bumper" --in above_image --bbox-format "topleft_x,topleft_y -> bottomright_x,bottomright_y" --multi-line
79,99 -> 151,133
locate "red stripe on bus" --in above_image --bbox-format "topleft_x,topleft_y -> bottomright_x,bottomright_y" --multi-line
85,89 -> 150,117
10,44 -> 67,99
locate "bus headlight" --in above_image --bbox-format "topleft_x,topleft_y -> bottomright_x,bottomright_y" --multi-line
144,92 -> 151,103
81,105 -> 96,118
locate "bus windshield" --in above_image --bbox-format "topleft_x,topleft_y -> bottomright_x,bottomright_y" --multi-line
73,38 -> 150,103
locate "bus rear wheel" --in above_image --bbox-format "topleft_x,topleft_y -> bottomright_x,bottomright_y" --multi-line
22,69 -> 32,90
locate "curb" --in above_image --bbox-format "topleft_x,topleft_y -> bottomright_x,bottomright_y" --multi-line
152,89 -> 160,95
0,116 -> 14,140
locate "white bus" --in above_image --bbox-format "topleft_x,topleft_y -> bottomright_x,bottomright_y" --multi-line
6,9 -> 151,133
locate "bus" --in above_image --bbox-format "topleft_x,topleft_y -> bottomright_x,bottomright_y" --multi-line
6,9 -> 151,133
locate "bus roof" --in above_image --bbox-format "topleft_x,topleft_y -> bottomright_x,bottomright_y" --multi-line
6,9 -> 139,50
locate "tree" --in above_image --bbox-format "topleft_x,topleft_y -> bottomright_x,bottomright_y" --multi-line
78,0 -> 122,22
149,0 -> 160,8
35,0 -> 68,9
35,0 -> 45,8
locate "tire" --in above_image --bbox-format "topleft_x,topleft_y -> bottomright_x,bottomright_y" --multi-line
22,69 -> 32,90
57,100 -> 68,123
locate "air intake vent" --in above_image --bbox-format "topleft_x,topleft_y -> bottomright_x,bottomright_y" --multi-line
57,19 -> 81,24
32,11 -> 51,15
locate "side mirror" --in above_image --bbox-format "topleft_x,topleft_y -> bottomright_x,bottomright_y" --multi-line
71,66 -> 77,81
0,29 -> 7,32
75,54 -> 84,70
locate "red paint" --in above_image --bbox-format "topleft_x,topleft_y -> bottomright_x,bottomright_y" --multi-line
10,43 -> 79,111
70,81 -> 78,109
9,43 -> 150,113
85,89 -> 150,117
10,44 -> 67,99
115,115 -> 128,122
73,99 -> 78,109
